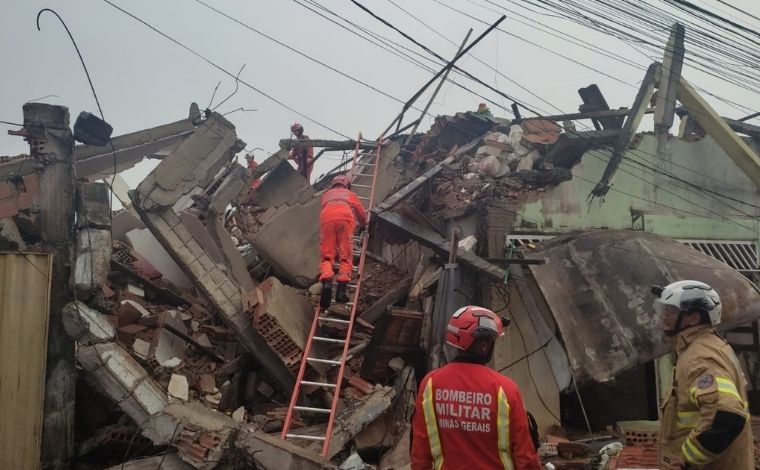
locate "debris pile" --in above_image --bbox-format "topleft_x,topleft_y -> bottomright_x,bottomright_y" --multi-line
11,98 -> 760,470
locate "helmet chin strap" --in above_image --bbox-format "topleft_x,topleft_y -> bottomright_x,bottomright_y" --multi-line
665,310 -> 708,336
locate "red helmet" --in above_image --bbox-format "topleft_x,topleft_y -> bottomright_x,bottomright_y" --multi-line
331,174 -> 351,188
290,122 -> 304,133
446,306 -> 506,350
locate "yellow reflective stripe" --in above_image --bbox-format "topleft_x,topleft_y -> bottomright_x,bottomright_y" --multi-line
715,377 -> 743,401
496,387 -> 514,470
676,411 -> 699,429
422,379 -> 444,470
689,377 -> 744,404
682,437 -> 711,465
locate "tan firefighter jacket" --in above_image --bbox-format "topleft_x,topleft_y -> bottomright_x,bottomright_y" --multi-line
660,325 -> 753,469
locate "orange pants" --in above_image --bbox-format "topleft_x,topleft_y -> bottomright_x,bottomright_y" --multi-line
319,219 -> 354,282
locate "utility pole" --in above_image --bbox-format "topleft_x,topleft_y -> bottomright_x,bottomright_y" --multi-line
21,103 -> 76,469
654,22 -> 685,157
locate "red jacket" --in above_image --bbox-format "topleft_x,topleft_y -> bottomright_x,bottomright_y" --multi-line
320,187 -> 367,227
411,361 -> 541,470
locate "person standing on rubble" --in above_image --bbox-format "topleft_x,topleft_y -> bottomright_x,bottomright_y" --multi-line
653,281 -> 753,469
319,174 -> 366,309
289,122 -> 314,181
411,305 -> 541,470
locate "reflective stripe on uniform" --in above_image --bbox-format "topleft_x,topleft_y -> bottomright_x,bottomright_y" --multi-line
682,436 -> 711,466
496,387 -> 514,470
676,410 -> 699,429
689,376 -> 743,404
716,377 -> 742,401
421,378 -> 444,470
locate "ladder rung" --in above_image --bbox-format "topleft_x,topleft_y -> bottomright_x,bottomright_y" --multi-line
314,336 -> 346,344
286,434 -> 325,441
354,162 -> 375,166
294,406 -> 332,414
353,184 -> 372,188
358,195 -> 370,199
307,357 -> 342,365
319,317 -> 350,324
301,380 -> 337,388
354,172 -> 374,177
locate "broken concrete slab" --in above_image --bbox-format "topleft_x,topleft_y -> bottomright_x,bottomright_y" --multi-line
74,228 -> 111,300
254,160 -> 316,209
254,277 -> 325,374
252,195 -> 320,287
76,342 -> 178,443
130,112 -> 294,394
234,427 -> 337,470
136,112 -> 244,211
62,301 -> 116,344
77,182 -> 111,229
314,386 -> 396,458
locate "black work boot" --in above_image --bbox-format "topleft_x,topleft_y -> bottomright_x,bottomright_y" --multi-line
320,280 -> 333,309
335,281 -> 350,303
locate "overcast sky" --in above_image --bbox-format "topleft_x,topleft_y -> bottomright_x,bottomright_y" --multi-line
2,0 -> 758,187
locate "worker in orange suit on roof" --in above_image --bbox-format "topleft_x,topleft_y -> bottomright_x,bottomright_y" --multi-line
318,174 -> 366,309
289,122 -> 314,181
411,305 -> 541,470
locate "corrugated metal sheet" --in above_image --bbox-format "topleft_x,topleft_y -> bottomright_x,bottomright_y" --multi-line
0,253 -> 52,470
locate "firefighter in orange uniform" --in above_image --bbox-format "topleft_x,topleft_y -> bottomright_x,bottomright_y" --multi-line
411,305 -> 541,470
289,122 -> 314,181
653,280 -> 753,469
319,174 -> 366,309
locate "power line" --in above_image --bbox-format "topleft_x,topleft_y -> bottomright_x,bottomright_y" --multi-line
191,0 -> 427,112
101,0 -> 351,138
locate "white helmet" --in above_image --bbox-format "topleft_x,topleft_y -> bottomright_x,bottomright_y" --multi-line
652,280 -> 722,330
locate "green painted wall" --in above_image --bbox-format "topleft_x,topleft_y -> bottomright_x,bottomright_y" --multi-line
518,134 -> 760,240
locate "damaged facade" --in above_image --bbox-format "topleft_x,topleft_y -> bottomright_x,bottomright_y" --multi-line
4,36 -> 760,470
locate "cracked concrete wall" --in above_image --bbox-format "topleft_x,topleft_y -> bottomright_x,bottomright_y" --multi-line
251,141 -> 402,287
74,182 -> 112,300
130,112 -> 294,393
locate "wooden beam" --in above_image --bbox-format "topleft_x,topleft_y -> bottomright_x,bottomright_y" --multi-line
374,145 -> 459,213
278,139 -> 374,151
591,62 -> 659,198
678,78 -> 760,188
375,211 -> 506,281
540,108 -> 654,122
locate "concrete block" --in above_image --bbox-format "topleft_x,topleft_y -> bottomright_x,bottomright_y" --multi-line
517,150 -> 539,172
62,300 -> 116,344
77,343 -> 169,431
252,196 -> 320,287
74,227 -> 111,299
180,211 -> 225,264
234,430 -> 336,470
77,182 -> 111,229
254,160 -> 315,209
168,374 -> 189,401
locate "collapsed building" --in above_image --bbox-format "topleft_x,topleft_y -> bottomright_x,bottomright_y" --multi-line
5,41 -> 760,470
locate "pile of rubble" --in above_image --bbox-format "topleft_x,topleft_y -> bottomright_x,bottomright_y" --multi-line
14,101 -> 729,469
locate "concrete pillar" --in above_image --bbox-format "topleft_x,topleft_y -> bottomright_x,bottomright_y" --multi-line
23,103 -> 77,469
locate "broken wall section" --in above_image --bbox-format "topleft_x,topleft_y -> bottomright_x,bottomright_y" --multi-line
130,112 -> 294,394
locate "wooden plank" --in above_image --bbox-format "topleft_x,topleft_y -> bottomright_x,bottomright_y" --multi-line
591,62 -> 659,198
678,78 -> 760,188
0,253 -> 53,470
375,211 -> 506,281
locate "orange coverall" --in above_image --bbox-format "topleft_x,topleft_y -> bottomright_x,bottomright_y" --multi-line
289,134 -> 314,181
319,187 -> 367,282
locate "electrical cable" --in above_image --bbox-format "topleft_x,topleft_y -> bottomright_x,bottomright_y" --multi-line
102,0 -> 351,139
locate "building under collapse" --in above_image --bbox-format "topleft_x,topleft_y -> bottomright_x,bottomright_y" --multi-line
4,55 -> 760,470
